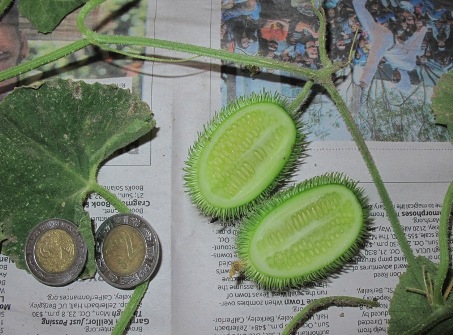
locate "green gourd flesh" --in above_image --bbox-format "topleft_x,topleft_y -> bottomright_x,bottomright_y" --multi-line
184,93 -> 305,220
236,173 -> 369,290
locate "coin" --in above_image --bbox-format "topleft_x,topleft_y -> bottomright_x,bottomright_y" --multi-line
95,213 -> 160,289
25,218 -> 87,286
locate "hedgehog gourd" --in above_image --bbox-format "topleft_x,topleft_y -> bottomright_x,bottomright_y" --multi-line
235,173 -> 370,290
184,92 -> 306,220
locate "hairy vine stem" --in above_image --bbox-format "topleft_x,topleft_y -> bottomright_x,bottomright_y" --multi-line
0,0 -> 347,84
92,183 -> 131,214
0,40 -> 90,82
112,281 -> 150,335
288,80 -> 314,117
324,82 -> 419,274
282,296 -> 379,335
307,0 -> 421,281
91,182 -> 152,335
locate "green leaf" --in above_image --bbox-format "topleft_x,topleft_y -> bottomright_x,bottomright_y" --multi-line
0,79 -> 155,278
432,70 -> 453,140
18,0 -> 87,33
389,256 -> 453,335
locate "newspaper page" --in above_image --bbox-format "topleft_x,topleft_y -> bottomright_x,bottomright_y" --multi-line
1,0 -> 453,334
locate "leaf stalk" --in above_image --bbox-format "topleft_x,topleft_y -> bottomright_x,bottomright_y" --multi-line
288,80 -> 314,117
323,82 -> 419,274
92,183 -> 131,214
282,296 -> 379,335
112,281 -> 150,335
0,0 -> 348,87
0,40 -> 90,83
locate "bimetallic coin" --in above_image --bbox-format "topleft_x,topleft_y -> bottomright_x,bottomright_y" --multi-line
25,218 -> 87,286
95,213 -> 160,289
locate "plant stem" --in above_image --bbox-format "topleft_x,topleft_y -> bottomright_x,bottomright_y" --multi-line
0,40 -> 90,82
282,296 -> 379,335
1,0 -> 347,87
312,1 -> 332,69
92,183 -> 131,213
87,35 -> 322,79
323,82 -> 419,275
288,80 -> 314,116
91,183 -> 150,335
433,180 -> 453,305
112,280 -> 150,335
443,277 -> 453,300
76,0 -> 335,79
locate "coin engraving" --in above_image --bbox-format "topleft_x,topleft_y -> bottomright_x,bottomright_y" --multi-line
103,225 -> 146,276
25,218 -> 87,286
95,213 -> 160,289
35,229 -> 76,273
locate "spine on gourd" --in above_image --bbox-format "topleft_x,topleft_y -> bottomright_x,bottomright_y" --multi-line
183,92 -> 307,220
234,173 -> 370,290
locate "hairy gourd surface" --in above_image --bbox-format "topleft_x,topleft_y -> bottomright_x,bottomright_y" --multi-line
184,93 -> 305,220
236,173 -> 369,290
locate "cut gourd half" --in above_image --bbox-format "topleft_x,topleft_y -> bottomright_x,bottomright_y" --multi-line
184,92 -> 306,220
236,173 -> 369,290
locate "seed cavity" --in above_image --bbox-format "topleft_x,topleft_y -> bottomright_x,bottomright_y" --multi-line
203,110 -> 292,201
239,178 -> 367,290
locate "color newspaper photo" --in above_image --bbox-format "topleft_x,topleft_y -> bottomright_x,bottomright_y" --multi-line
221,0 -> 453,141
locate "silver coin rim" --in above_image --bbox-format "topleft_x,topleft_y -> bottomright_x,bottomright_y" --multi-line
95,213 -> 160,289
25,218 -> 88,286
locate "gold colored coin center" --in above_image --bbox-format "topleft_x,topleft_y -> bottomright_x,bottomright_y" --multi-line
103,225 -> 146,276
35,229 -> 76,273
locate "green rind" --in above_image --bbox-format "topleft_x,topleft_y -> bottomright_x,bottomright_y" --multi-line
183,91 -> 307,220
236,173 -> 370,290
